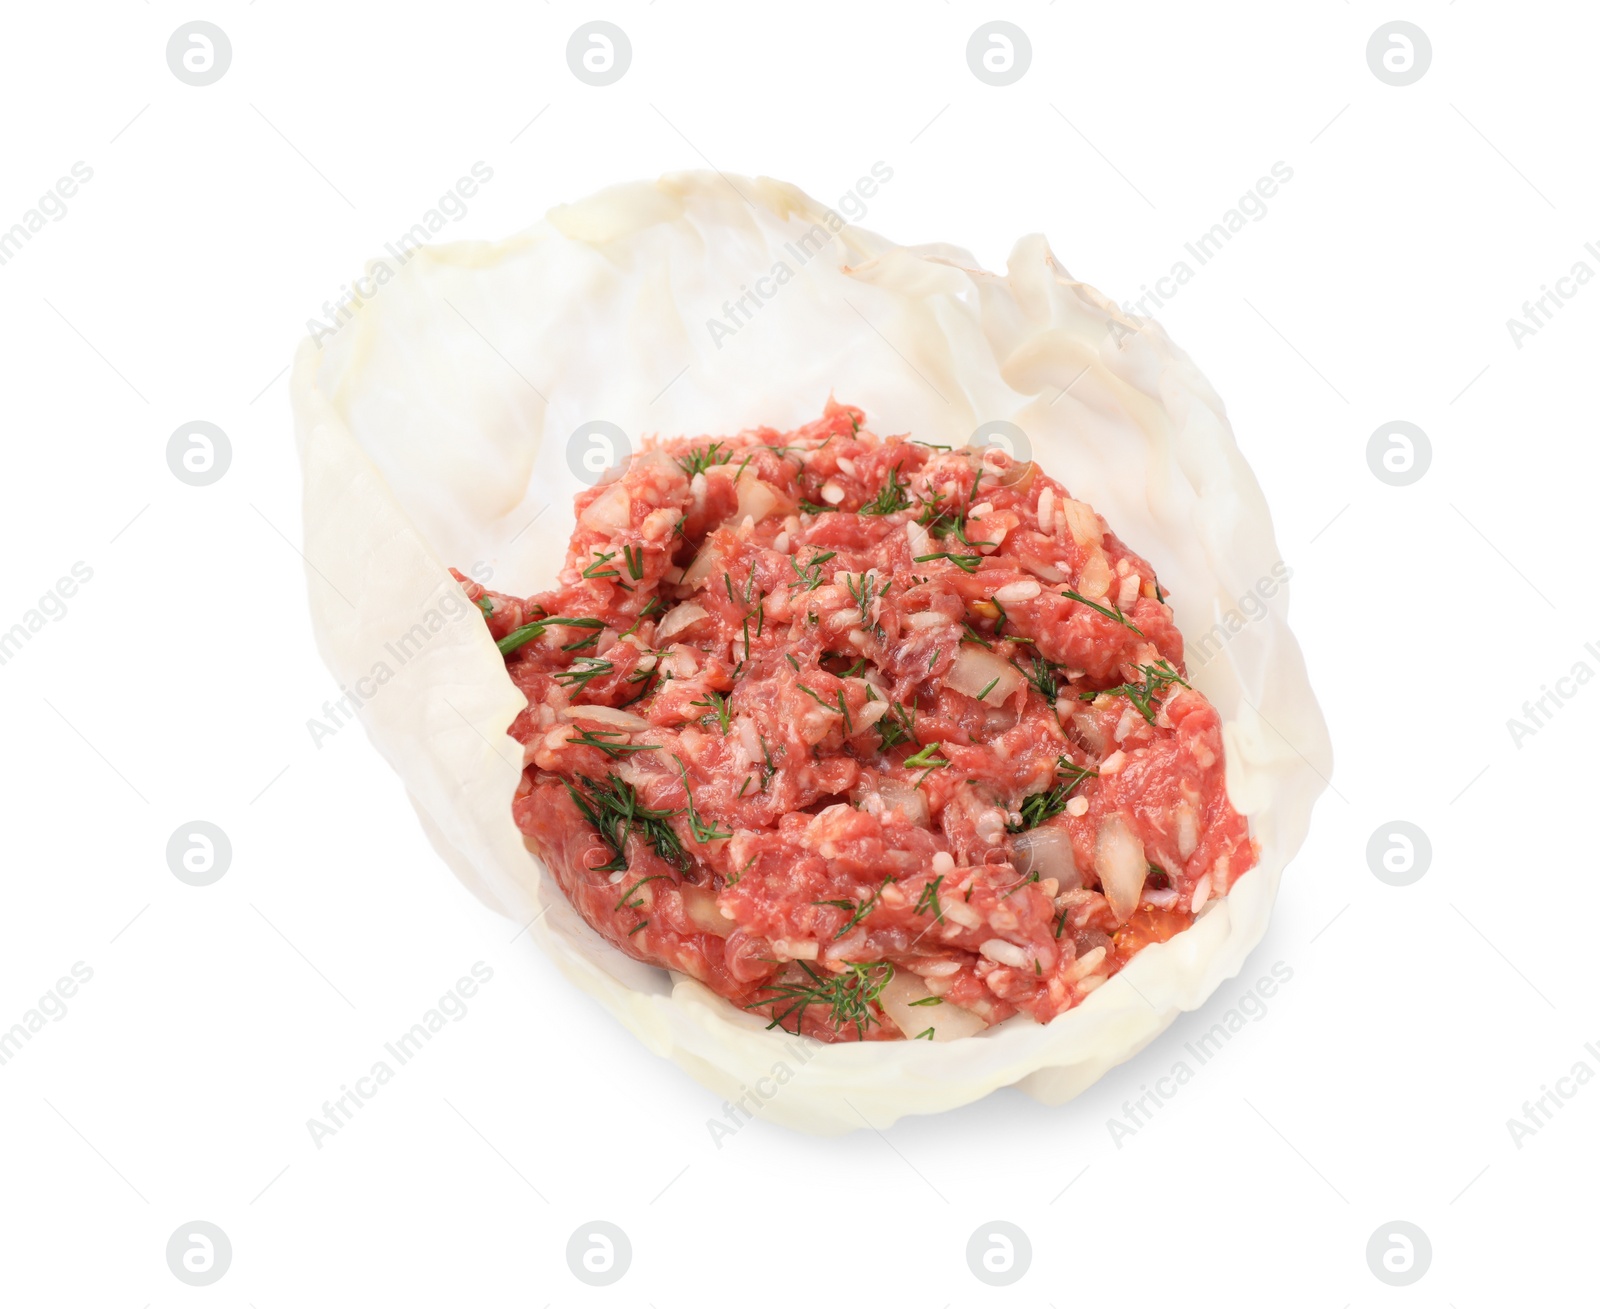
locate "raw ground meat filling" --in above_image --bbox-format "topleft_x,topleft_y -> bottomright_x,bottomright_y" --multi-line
457,401 -> 1257,1043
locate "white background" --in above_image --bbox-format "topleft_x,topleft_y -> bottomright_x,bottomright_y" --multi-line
1,2 -> 1594,1304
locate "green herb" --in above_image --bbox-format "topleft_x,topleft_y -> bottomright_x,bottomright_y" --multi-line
758,736 -> 776,792
676,441 -> 732,478
788,549 -> 836,591
844,572 -> 890,636
628,920 -> 649,935
1053,908 -> 1070,939
622,545 -> 645,580
476,596 -> 494,616
561,773 -> 686,872
876,701 -> 918,751
495,615 -> 606,656
796,682 -> 850,734
975,675 -> 1000,702
750,960 -> 895,1038
729,853 -> 757,886
916,469 -> 978,543
1007,757 -> 1099,832
908,995 -> 943,1006
618,666 -> 658,708
914,551 -> 982,574
1079,660 -> 1189,724
1002,869 -> 1041,899
1061,588 -> 1144,636
570,729 -> 661,758
616,874 -> 672,912
672,756 -> 732,843
497,623 -> 544,655
690,690 -> 732,735
991,595 -> 1009,637
618,597 -> 662,639
1011,651 -> 1062,704
916,490 -> 954,536
860,463 -> 912,515
904,742 -> 950,771
583,551 -> 619,580
913,874 -> 945,920
554,657 -> 614,691
797,498 -> 838,514
960,622 -> 993,650
913,1027 -> 936,1040
814,875 -> 891,940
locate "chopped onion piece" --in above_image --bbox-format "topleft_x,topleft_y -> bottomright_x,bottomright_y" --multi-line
655,602 -> 709,641
1061,497 -> 1103,547
579,482 -> 631,532
880,969 -> 988,1042
1011,825 -> 1080,890
563,704 -> 651,731
680,885 -> 733,937
734,476 -> 781,524
680,544 -> 721,590
1077,550 -> 1112,600
1094,814 -> 1146,922
877,778 -> 930,827
947,646 -> 1024,704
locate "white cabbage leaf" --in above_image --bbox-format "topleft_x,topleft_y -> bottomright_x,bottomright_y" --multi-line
289,172 -> 1331,1133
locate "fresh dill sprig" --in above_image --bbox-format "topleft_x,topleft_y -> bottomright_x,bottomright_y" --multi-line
561,773 -> 686,872
618,597 -> 661,639
795,682 -> 850,737
960,621 -> 993,650
876,701 -> 918,751
615,873 -> 671,912
904,742 -> 950,771
672,756 -> 731,843
844,572 -> 890,634
860,463 -> 912,515
914,551 -> 982,575
1011,651 -> 1063,704
495,615 -> 605,656
570,729 -> 661,758
622,545 -> 644,580
1007,757 -> 1099,832
1061,588 -> 1144,636
1079,660 -> 1189,723
676,441 -> 733,478
814,875 -> 892,940
750,960 -> 895,1038
583,551 -> 620,580
691,690 -> 732,735
913,874 -> 944,920
788,549 -> 836,591
554,657 -> 614,691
